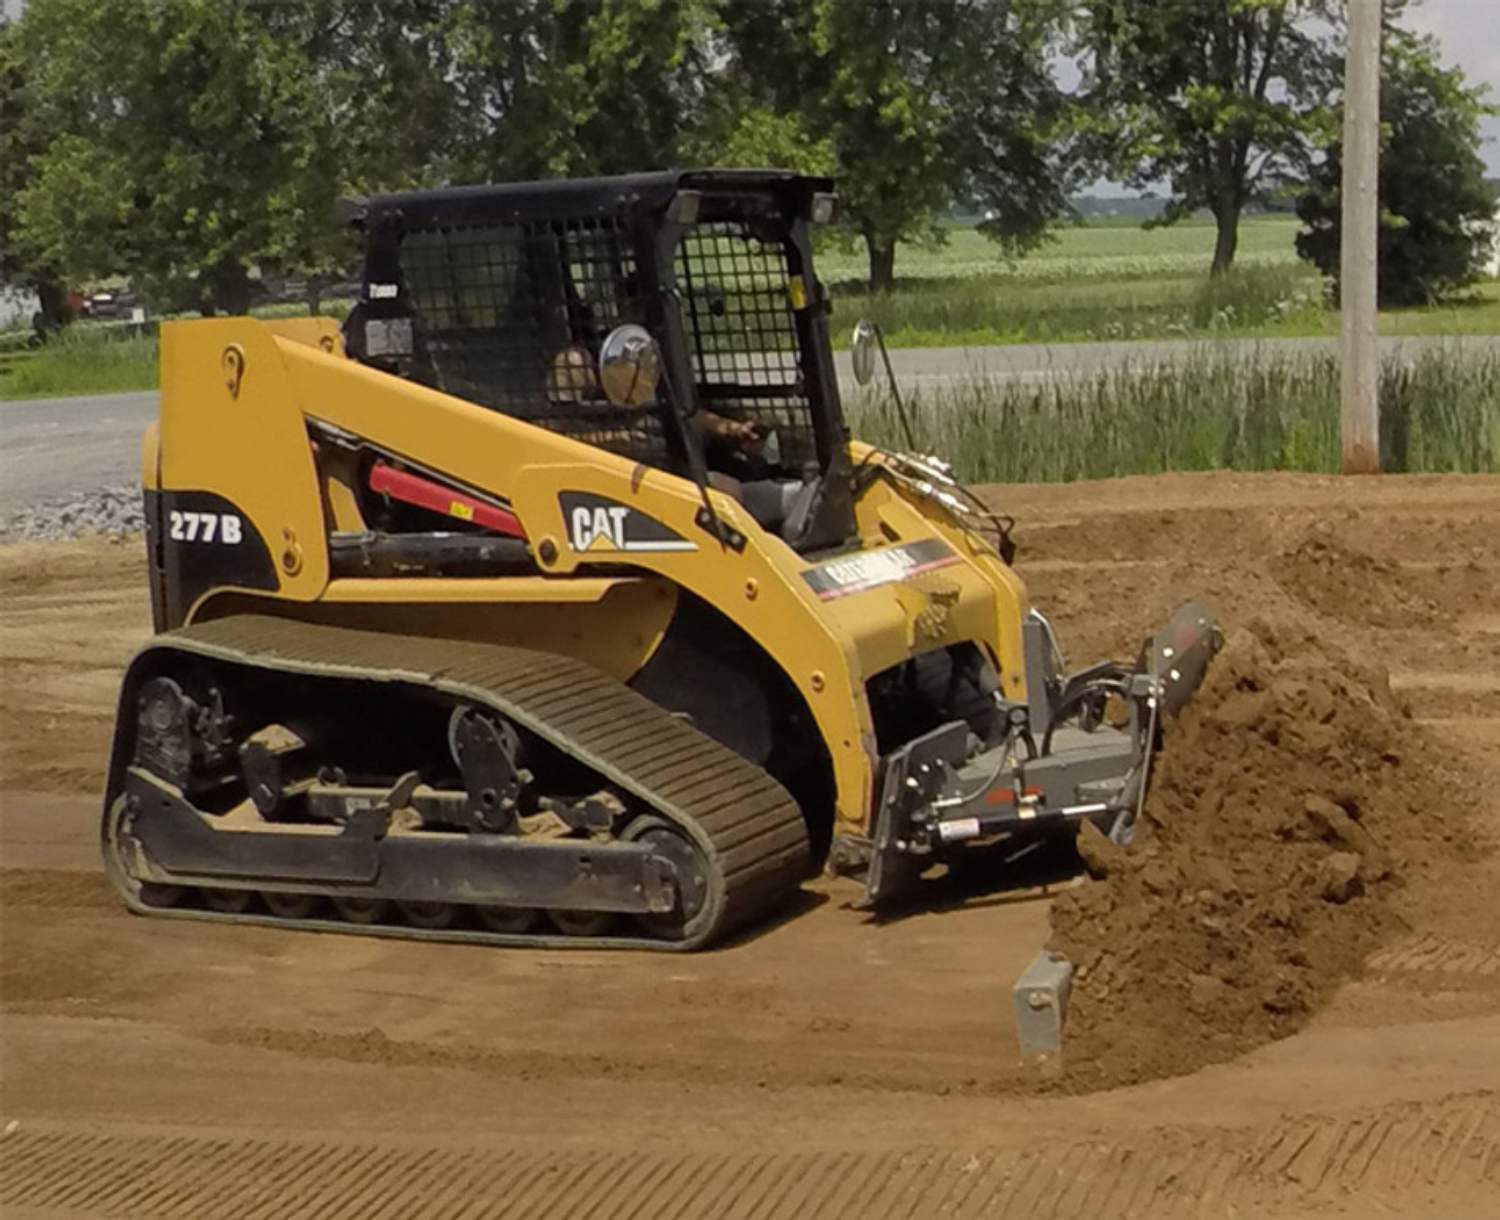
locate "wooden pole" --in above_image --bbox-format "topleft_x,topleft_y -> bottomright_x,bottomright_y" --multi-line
1340,0 -> 1382,473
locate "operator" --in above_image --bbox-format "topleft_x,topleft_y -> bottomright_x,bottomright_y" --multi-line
546,344 -> 802,533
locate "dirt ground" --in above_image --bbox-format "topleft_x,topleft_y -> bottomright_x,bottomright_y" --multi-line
2,471 -> 1498,1218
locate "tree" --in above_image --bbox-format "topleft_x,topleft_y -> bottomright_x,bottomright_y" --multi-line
446,0 -> 720,181
14,0 -> 347,316
1074,0 -> 1341,276
1294,27 -> 1498,306
0,18 -> 73,337
722,0 -> 1075,290
307,0 -> 472,194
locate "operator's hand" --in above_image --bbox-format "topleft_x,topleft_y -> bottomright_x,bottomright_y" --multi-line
700,411 -> 762,451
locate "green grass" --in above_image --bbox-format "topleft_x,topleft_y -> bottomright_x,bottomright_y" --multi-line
822,218 -> 1322,346
0,325 -> 158,400
822,217 -> 1500,347
845,344 -> 1500,481
819,215 -> 1306,285
830,264 -> 1326,347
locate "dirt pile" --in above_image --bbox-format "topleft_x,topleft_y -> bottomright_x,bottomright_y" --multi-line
1268,531 -> 1442,629
1048,618 -> 1482,1091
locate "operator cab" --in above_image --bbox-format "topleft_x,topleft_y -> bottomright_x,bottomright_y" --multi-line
342,170 -> 856,552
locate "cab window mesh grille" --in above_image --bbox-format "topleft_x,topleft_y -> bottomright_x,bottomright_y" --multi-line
397,218 -> 668,465
387,213 -> 818,475
673,222 -> 817,470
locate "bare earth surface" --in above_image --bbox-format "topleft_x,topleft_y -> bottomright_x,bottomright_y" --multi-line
2,472 -> 1499,1218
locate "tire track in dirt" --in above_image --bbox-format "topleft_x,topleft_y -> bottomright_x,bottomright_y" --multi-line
0,867 -> 115,911
4,1093 -> 1495,1219
1368,932 -> 1500,981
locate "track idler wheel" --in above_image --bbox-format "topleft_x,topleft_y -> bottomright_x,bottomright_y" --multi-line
623,816 -> 711,942
101,795 -> 184,910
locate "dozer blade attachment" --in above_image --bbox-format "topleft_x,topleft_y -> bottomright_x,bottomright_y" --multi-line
1137,601 -> 1220,721
856,601 -> 1221,910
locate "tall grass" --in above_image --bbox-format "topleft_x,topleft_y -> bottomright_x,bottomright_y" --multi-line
845,344 -> 1500,482
0,326 -> 158,400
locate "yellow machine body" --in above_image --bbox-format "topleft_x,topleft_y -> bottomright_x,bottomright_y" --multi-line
107,171 -> 1215,949
146,315 -> 1032,845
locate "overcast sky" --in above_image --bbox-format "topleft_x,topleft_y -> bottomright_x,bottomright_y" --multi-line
1405,0 -> 1500,173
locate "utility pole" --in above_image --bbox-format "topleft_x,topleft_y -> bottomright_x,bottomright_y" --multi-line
1341,0 -> 1381,473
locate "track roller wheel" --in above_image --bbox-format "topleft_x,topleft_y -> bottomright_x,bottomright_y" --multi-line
623,816 -> 711,942
202,887 -> 255,915
548,909 -> 615,937
262,891 -> 318,919
398,901 -> 456,930
476,906 -> 540,935
334,897 -> 391,925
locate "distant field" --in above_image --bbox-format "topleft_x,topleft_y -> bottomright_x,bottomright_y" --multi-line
821,216 -> 1500,347
818,215 -> 1304,285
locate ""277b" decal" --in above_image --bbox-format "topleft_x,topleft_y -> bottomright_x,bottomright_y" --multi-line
168,509 -> 243,545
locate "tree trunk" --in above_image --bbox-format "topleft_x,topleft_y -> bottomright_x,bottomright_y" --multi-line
207,257 -> 253,316
32,276 -> 73,338
1210,204 -> 1240,277
865,232 -> 897,292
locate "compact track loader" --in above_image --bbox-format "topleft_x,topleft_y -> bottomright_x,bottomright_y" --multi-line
102,170 -> 1218,949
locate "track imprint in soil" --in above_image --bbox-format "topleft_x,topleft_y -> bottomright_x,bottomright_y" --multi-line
4,1093 -> 1496,1220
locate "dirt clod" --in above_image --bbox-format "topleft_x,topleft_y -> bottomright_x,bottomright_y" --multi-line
1317,852 -> 1365,904
1075,818 -> 1125,879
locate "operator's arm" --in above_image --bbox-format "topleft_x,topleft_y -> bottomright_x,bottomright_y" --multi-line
697,410 -> 761,450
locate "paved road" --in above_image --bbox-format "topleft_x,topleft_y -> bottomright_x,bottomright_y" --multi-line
831,333 -> 1500,390
0,390 -> 156,515
4,335 -> 1495,513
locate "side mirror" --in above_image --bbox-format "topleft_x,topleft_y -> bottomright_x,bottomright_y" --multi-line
850,318 -> 879,387
598,324 -> 661,407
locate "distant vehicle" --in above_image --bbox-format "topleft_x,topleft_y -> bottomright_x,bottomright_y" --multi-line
82,290 -> 143,320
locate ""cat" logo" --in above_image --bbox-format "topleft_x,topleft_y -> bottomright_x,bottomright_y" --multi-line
559,492 -> 696,554
570,504 -> 631,551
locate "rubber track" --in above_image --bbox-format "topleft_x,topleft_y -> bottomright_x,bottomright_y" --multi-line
5,1093 -> 1496,1219
106,614 -> 809,951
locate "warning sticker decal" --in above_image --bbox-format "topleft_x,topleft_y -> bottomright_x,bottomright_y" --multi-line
801,538 -> 961,600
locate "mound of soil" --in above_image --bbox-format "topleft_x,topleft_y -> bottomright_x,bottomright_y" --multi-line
1048,618 -> 1480,1092
1269,530 -> 1442,629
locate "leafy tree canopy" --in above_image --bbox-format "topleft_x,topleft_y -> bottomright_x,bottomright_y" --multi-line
446,0 -> 719,180
16,0 -> 350,315
722,0 -> 1076,290
1295,26 -> 1498,306
0,18 -> 74,333
1074,0 -> 1342,276
8,0 -> 1078,309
